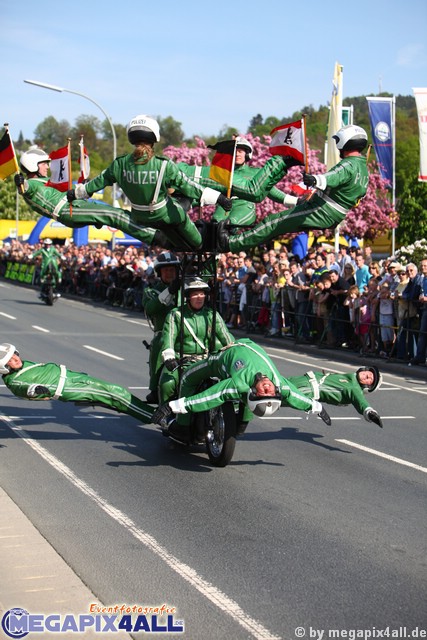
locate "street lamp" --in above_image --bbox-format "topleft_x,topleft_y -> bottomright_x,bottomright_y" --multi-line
24,79 -> 118,205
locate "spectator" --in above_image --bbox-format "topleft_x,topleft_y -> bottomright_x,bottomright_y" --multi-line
409,258 -> 427,366
328,269 -> 350,347
397,263 -> 422,361
355,253 -> 371,293
377,283 -> 396,358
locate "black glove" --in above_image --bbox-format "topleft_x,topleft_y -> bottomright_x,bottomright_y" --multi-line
366,408 -> 383,428
165,358 -> 179,372
302,172 -> 317,188
319,406 -> 331,426
217,193 -> 233,212
168,278 -> 181,295
67,189 -> 76,203
283,156 -> 301,169
27,384 -> 50,398
14,173 -> 25,188
152,403 -> 173,425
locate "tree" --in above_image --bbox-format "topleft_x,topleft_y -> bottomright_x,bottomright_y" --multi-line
0,176 -> 34,220
157,116 -> 185,147
33,116 -> 72,149
395,174 -> 427,245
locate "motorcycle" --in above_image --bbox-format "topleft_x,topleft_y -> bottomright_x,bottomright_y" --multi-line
158,364 -> 246,467
39,269 -> 60,306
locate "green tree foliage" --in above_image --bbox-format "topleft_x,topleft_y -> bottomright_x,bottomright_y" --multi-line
0,176 -> 34,220
395,175 -> 427,245
33,116 -> 72,149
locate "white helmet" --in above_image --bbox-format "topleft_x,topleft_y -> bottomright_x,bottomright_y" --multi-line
332,125 -> 368,152
184,277 -> 210,296
0,343 -> 18,374
20,147 -> 50,174
153,251 -> 180,274
235,136 -> 253,160
127,114 -> 160,144
247,374 -> 281,417
43,238 -> 53,245
247,392 -> 281,417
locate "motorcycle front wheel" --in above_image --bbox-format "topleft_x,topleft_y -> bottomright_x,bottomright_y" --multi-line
206,401 -> 236,467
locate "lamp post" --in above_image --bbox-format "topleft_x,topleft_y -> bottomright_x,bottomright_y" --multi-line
24,79 -> 117,205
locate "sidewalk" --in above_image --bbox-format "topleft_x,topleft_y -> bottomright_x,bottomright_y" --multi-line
0,487 -> 131,639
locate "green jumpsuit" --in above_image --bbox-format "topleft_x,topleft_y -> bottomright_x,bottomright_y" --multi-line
177,161 -> 297,225
226,155 -> 369,253
171,338 -> 321,425
20,177 -> 158,246
76,154 -> 227,250
142,280 -> 178,394
158,304 -> 234,404
3,360 -> 154,424
32,245 -> 62,286
286,370 -> 374,418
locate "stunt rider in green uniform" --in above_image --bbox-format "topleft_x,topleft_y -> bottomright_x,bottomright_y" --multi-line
285,367 -> 383,427
142,251 -> 181,404
0,343 -> 155,424
14,147 -> 166,247
153,337 -> 331,440
217,125 -> 370,253
32,238 -> 62,293
68,115 -> 233,251
177,137 -> 299,226
158,278 -> 234,435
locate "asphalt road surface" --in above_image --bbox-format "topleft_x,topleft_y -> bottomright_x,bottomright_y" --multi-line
1,281 -> 426,640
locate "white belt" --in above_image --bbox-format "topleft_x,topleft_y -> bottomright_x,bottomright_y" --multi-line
320,192 -> 348,215
307,371 -> 320,400
53,196 -> 68,219
53,364 -> 67,400
130,198 -> 168,212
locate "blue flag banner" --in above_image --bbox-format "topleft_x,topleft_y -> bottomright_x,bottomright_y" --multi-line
366,97 -> 395,189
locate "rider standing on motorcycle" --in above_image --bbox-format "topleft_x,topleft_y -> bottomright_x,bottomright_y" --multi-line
153,337 -> 330,436
142,251 -> 181,404
158,278 -> 234,427
32,238 -> 62,296
0,343 -> 155,425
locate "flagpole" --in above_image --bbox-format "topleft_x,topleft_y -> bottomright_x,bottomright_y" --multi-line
4,123 -> 23,239
302,114 -> 309,173
227,139 -> 238,198
67,138 -> 73,217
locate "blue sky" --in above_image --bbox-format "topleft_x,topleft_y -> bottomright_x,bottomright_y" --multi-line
3,0 -> 427,143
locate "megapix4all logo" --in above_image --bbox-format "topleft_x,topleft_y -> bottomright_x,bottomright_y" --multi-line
1,607 -> 185,637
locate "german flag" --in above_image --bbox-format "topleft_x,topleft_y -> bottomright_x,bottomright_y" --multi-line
0,130 -> 17,180
208,139 -> 236,191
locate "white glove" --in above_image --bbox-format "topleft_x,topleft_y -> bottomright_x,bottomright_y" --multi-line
158,288 -> 174,306
169,399 -> 188,414
74,183 -> 89,199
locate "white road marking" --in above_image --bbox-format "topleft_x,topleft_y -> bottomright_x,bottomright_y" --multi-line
32,325 -> 50,333
0,312 -> 16,319
124,319 -> 146,325
0,417 -> 280,640
82,345 -> 124,360
336,439 -> 427,474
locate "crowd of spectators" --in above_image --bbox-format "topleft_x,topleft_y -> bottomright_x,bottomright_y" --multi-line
1,237 -> 426,366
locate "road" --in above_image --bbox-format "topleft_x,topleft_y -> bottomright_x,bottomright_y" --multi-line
1,281 -> 426,640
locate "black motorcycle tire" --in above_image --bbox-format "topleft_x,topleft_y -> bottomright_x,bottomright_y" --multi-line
45,286 -> 54,306
206,401 -> 236,467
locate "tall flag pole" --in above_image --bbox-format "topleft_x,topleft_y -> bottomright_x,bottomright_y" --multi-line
67,138 -> 73,217
366,96 -> 396,254
413,88 -> 427,182
325,63 -> 343,252
78,134 -> 90,183
326,62 -> 343,170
